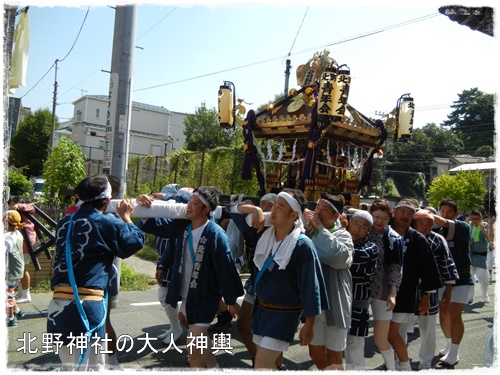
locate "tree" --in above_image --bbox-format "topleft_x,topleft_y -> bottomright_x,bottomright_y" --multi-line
9,108 -> 57,177
42,137 -> 87,207
7,167 -> 33,197
385,123 -> 464,199
427,170 -> 487,211
441,88 -> 495,155
183,106 -> 236,151
474,145 -> 494,158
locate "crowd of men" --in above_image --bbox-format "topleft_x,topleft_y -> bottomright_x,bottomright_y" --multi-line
7,174 -> 495,370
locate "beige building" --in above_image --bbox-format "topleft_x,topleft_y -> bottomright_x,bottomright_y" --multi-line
54,95 -> 187,173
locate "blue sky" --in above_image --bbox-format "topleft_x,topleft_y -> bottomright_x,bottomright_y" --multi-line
8,0 -> 498,129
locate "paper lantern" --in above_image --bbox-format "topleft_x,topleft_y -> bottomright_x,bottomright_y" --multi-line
330,65 -> 351,119
218,83 -> 234,128
317,65 -> 337,117
397,96 -> 414,140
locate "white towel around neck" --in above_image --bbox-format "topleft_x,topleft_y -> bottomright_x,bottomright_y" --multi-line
254,219 -> 304,271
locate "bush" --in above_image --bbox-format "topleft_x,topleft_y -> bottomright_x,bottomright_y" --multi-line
119,262 -> 153,291
135,244 -> 160,262
31,279 -> 52,293
8,168 -> 33,197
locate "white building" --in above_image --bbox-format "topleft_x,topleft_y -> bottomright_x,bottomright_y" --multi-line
54,95 -> 187,172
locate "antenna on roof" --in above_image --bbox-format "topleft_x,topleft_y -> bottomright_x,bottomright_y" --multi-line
77,88 -> 88,97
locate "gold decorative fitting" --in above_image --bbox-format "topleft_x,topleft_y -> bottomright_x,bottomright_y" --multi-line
308,99 -> 316,108
289,88 -> 298,97
308,141 -> 315,149
305,87 -> 314,96
243,144 -> 249,151
267,104 -> 274,111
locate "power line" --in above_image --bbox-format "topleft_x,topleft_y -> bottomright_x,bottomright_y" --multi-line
58,4 -> 91,63
44,5 -> 178,105
134,12 -> 439,93
287,6 -> 309,57
136,6 -> 178,41
19,4 -> 91,100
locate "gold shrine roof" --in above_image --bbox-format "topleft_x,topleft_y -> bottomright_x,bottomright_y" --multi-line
254,98 -> 383,148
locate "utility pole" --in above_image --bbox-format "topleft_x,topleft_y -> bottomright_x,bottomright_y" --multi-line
104,5 -> 137,303
104,5 -> 137,199
49,59 -> 59,150
284,59 -> 291,96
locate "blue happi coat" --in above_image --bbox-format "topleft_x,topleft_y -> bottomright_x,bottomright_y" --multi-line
138,217 -> 244,324
47,204 -> 146,344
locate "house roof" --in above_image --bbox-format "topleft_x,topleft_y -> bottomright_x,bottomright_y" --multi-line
433,157 -> 450,164
451,155 -> 488,164
449,162 -> 497,173
73,95 -> 174,114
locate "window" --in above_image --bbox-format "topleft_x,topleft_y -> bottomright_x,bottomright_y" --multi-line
96,108 -> 100,119
76,109 -> 82,122
99,140 -> 104,149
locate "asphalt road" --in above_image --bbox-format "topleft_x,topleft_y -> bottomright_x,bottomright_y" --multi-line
5,275 -> 496,372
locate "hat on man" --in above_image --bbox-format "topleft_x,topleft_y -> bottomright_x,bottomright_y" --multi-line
260,193 -> 278,204
351,210 -> 373,227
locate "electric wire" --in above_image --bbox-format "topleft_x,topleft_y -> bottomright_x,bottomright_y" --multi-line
134,12 -> 440,92
19,4 -> 92,100
287,6 -> 309,58
58,4 -> 91,63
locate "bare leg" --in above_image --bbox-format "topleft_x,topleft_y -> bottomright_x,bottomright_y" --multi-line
255,344 -> 281,370
308,345 -> 328,369
188,325 -> 217,368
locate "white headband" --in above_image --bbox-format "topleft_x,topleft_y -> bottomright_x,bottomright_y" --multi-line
278,192 -> 302,214
317,198 -> 340,215
394,203 -> 416,213
81,180 -> 112,202
193,191 -> 211,210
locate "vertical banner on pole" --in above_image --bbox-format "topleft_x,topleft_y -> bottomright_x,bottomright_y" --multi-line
103,72 -> 119,174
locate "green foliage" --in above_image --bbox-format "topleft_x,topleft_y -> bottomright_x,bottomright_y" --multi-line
156,147 -> 260,196
184,106 -> 236,151
135,243 -> 160,262
441,88 -> 495,154
427,170 -> 487,211
7,167 -> 33,197
119,262 -> 153,291
474,145 -> 494,158
30,279 -> 52,293
364,177 -> 399,198
42,137 -> 87,207
387,124 -> 465,199
10,108 -> 56,177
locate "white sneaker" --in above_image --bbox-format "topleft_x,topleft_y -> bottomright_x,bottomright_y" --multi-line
158,331 -> 170,340
162,328 -> 183,345
16,292 -> 31,304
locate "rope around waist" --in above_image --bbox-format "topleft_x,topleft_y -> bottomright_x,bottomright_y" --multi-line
53,286 -> 104,301
256,297 -> 303,313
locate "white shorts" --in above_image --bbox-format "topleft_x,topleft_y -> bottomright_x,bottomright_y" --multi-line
487,250 -> 495,270
310,311 -> 348,351
370,298 -> 393,321
253,334 -> 290,352
438,285 -> 469,304
391,312 -> 412,324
